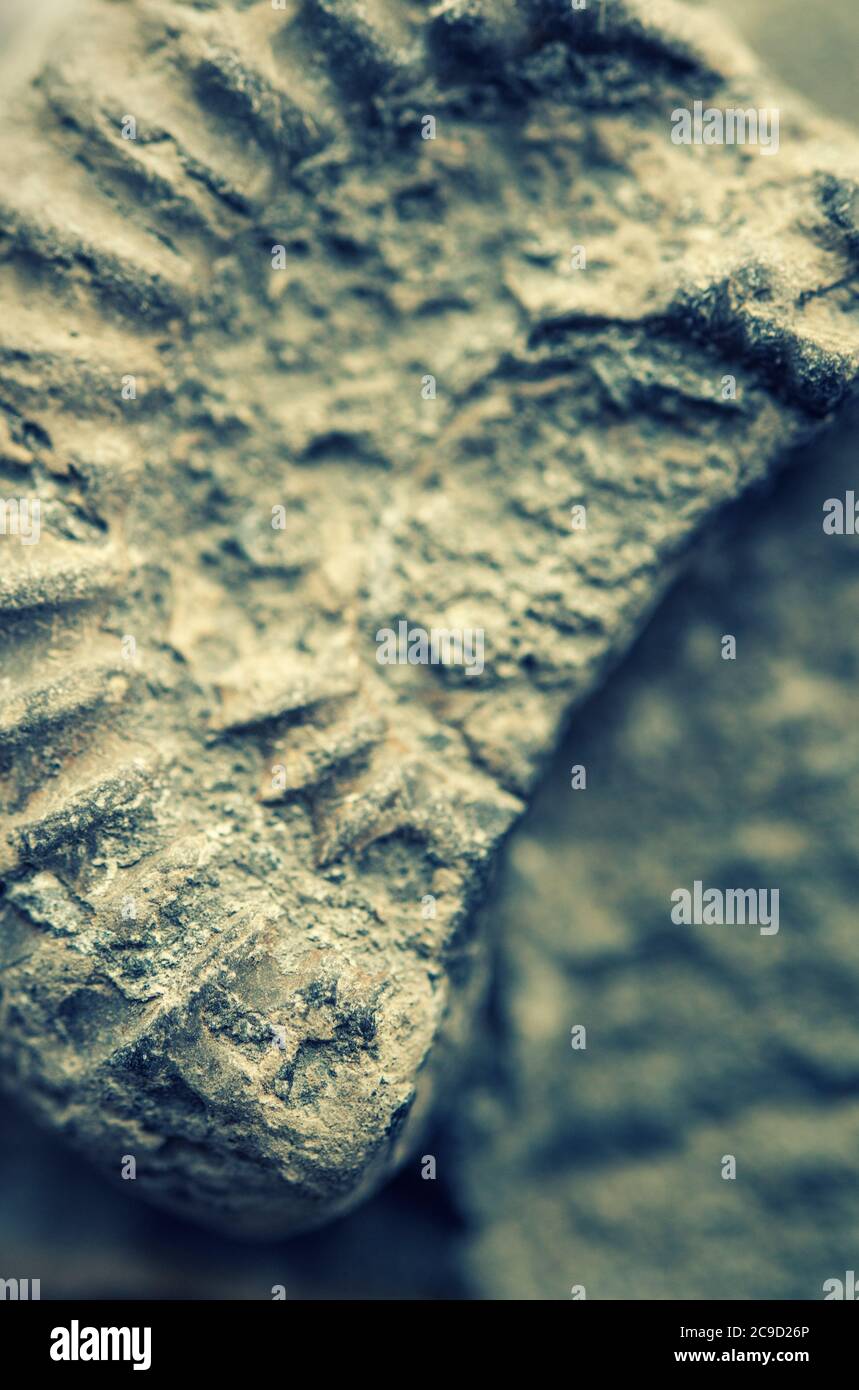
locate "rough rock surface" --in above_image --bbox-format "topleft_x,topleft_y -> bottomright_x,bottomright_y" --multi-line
452,404 -> 859,1299
2,0 -> 859,1235
4,403 -> 859,1298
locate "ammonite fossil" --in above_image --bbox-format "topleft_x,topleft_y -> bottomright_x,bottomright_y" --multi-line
2,0 -> 859,1236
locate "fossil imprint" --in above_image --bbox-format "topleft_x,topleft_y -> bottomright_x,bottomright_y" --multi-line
2,0 -> 859,1235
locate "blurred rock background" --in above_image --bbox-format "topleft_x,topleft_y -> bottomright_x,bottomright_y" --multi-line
2,0 -> 859,1298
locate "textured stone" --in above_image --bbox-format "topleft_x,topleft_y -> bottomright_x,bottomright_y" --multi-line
2,0 -> 859,1235
452,403 -> 859,1299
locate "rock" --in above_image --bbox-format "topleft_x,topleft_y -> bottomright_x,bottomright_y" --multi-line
2,0 -> 859,1235
452,401 -> 859,1299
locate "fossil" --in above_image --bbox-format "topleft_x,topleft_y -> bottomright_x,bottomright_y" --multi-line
1,0 -> 859,1237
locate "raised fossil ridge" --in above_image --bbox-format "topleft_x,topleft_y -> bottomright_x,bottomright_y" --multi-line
1,0 -> 859,1235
